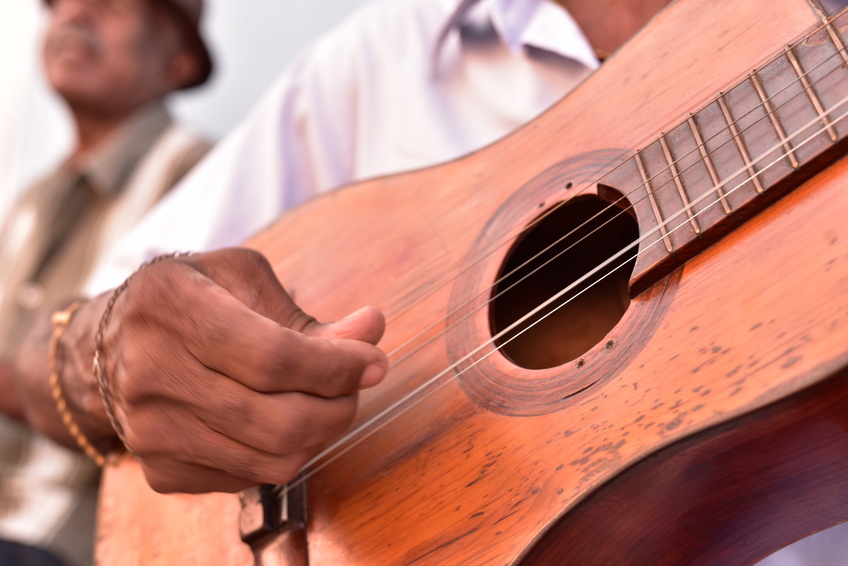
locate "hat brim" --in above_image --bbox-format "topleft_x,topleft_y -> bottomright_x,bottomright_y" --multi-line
161,0 -> 213,89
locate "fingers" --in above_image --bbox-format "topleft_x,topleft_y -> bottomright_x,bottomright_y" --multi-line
136,433 -> 313,494
127,250 -> 388,397
142,461 -> 255,495
125,386 -> 335,492
178,284 -> 386,396
193,370 -> 360,456
187,249 -> 386,345
105,247 -> 390,493
115,336 -> 362,492
183,248 -> 315,331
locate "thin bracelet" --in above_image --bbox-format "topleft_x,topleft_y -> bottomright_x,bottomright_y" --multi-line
49,299 -> 106,467
93,252 -> 192,455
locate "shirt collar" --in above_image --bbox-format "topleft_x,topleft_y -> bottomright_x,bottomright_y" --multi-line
77,102 -> 172,197
430,0 -> 600,76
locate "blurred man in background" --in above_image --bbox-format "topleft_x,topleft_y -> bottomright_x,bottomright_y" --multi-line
0,0 -> 213,563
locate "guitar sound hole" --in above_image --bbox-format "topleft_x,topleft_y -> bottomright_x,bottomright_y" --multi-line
491,194 -> 638,370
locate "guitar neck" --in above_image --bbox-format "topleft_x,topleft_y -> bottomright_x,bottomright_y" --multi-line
600,9 -> 848,293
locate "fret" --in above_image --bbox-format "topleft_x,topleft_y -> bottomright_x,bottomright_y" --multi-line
613,15 -> 848,295
634,151 -> 674,253
785,45 -> 839,142
755,45 -> 827,167
658,133 -> 701,234
824,21 -> 848,67
717,93 -> 765,194
750,71 -> 800,169
686,115 -> 732,215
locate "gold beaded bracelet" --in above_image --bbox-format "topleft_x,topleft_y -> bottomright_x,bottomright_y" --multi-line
49,300 -> 107,467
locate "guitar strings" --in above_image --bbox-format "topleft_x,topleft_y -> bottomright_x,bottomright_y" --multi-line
275,83 -> 848,498
381,22 -> 848,372
278,97 -> 848,495
380,16 -> 845,350
388,14 -> 845,340
380,12 -> 848,338
346,17 -> 848,433
282,21 -> 844,488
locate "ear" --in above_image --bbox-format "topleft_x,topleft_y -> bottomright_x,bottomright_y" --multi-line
168,50 -> 201,91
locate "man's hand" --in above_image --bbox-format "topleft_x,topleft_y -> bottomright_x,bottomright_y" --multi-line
23,248 -> 387,494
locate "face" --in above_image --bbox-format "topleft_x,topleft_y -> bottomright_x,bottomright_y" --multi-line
42,0 -> 186,116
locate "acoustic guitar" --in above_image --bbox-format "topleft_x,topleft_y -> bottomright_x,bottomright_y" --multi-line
95,0 -> 848,563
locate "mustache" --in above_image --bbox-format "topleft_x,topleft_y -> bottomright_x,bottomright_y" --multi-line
45,22 -> 101,56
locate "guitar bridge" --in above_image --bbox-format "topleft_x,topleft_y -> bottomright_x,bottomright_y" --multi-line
239,481 -> 306,549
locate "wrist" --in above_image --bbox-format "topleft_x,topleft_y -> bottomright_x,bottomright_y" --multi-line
54,294 -> 124,460
49,300 -> 109,465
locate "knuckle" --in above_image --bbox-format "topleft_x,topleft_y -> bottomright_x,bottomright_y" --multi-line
194,310 -> 236,352
260,415 -> 297,453
262,454 -> 309,485
269,396 -> 355,454
240,248 -> 272,271
213,392 -> 258,432
253,336 -> 308,392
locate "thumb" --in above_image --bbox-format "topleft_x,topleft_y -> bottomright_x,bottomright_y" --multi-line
305,306 -> 385,346
306,306 -> 388,389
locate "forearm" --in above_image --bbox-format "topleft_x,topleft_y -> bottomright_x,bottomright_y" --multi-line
15,293 -> 121,455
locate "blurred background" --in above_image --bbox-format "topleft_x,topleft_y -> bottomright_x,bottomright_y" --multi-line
0,0 -> 368,217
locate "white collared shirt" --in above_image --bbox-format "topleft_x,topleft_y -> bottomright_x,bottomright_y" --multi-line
86,0 -> 598,293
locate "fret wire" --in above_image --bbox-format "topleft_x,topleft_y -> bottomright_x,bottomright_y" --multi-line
718,93 -> 765,194
635,151 -> 674,253
659,133 -> 701,234
750,71 -> 800,169
686,114 -> 732,214
786,45 -> 839,142
825,21 -> 848,67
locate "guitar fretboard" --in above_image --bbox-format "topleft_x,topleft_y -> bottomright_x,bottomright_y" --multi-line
600,10 -> 848,293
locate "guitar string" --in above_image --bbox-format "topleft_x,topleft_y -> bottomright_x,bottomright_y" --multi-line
274,90 -> 848,498
380,17 -> 848,366
280,22 -> 848,489
380,26 -> 848,370
295,97 -> 848,473
378,22 -> 843,336
378,12 -> 848,335
278,98 -> 848,496
295,12 -> 848,453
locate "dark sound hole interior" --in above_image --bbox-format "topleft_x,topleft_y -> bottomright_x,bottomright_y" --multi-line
491,194 -> 639,370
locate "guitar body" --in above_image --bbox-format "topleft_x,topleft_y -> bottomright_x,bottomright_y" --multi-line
96,0 -> 848,564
